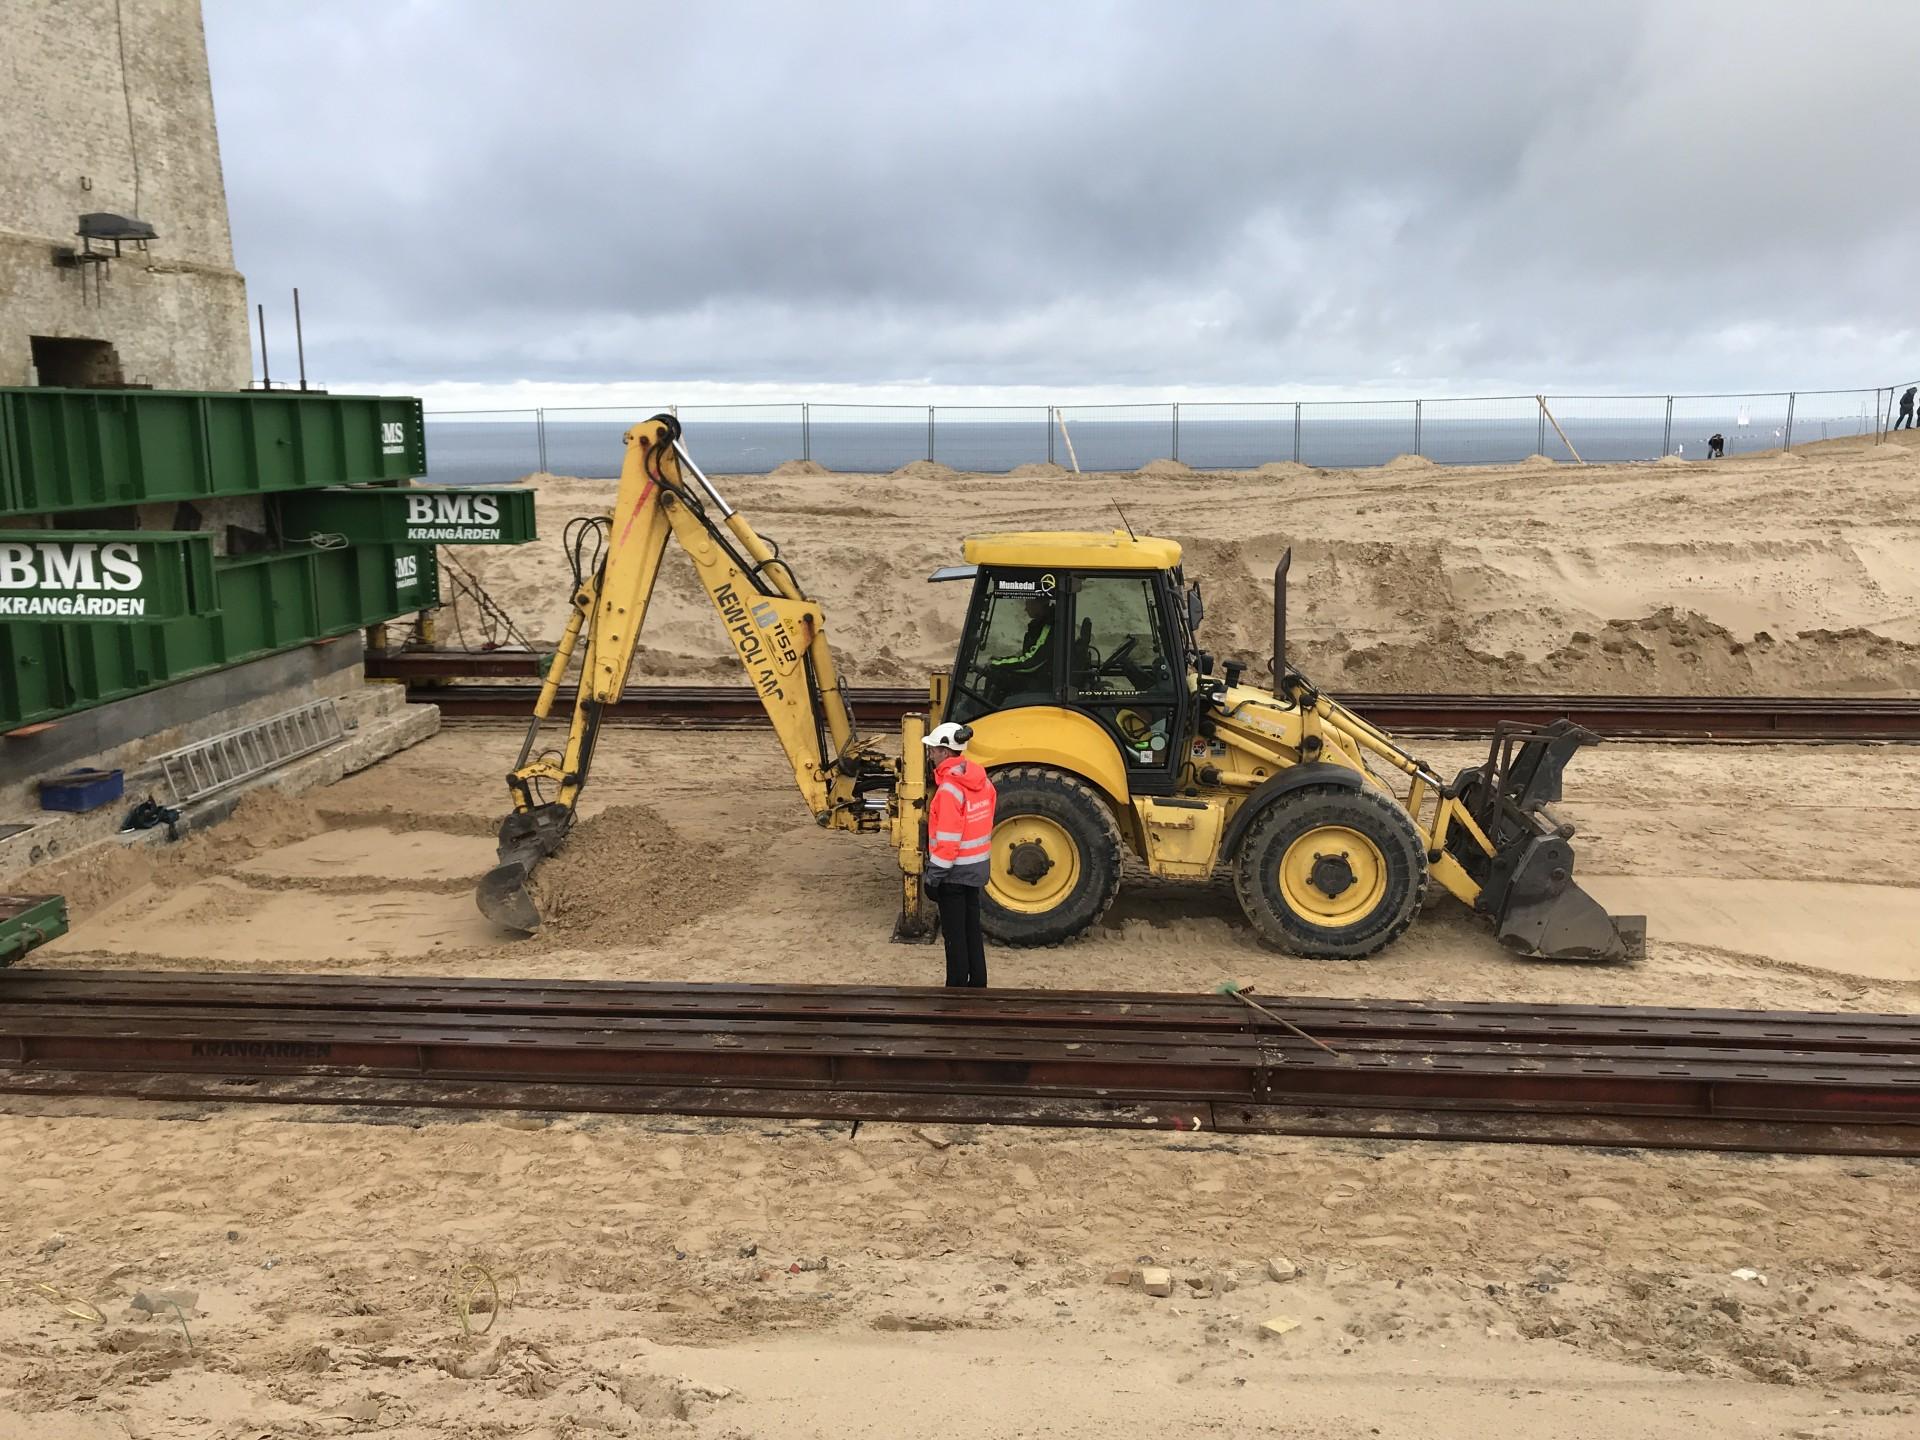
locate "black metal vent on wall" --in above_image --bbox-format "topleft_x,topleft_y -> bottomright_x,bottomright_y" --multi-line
52,213 -> 160,303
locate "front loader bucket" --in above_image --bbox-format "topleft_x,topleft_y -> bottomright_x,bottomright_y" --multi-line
1489,831 -> 1647,961
1450,720 -> 1646,962
476,803 -> 575,932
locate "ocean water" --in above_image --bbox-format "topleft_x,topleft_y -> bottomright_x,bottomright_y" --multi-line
420,409 -> 1880,486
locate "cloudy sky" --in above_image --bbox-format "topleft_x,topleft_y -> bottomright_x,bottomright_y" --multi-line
203,1 -> 1918,407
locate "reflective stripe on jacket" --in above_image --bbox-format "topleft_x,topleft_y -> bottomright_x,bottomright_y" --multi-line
927,756 -> 997,888
990,616 -> 1052,670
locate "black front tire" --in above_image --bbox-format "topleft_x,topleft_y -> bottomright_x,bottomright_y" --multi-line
1233,785 -> 1428,958
980,766 -> 1124,947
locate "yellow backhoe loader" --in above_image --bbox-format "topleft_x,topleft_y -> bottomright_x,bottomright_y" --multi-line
481,416 -> 1644,962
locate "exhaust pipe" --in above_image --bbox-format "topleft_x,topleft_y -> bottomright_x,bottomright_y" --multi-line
1271,547 -> 1291,680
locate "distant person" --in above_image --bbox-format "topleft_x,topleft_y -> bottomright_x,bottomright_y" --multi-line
1707,433 -> 1726,459
1895,386 -> 1917,431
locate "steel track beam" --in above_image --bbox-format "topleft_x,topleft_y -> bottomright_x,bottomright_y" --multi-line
0,976 -> 1914,1155
357,657 -> 1920,740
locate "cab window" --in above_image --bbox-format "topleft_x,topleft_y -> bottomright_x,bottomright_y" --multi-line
1068,576 -> 1176,700
951,580 -> 1059,719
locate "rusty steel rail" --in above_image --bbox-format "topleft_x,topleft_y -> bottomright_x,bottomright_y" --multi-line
362,652 -> 1920,738
6,971 -> 1917,1055
0,972 -> 1914,1155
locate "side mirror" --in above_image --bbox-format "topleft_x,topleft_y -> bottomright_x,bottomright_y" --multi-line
1187,583 -> 1204,632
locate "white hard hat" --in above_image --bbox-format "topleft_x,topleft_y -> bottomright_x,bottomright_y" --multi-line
923,721 -> 973,752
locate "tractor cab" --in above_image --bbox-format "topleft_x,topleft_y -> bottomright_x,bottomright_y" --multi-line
942,531 -> 1199,796
922,528 -> 1643,961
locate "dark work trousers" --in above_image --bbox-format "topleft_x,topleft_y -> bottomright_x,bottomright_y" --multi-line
1898,406 -> 1916,430
935,882 -> 988,988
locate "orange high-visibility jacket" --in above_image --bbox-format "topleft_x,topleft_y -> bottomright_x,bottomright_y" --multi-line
927,755 -> 996,887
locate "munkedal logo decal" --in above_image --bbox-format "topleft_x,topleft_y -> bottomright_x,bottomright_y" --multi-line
0,541 -> 148,617
381,420 -> 407,456
403,493 -> 502,542
394,554 -> 420,589
995,573 -> 1057,596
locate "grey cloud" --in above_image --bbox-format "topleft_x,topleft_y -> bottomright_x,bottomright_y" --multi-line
204,0 -> 1920,393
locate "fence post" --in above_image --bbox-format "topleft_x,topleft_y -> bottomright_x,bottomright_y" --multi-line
536,407 -> 548,474
1292,402 -> 1302,464
1413,399 -> 1423,457
1783,393 -> 1795,450
1047,408 -> 1055,466
1536,405 -> 1546,456
802,403 -> 811,462
927,406 -> 935,463
1661,396 -> 1672,457
1171,402 -> 1180,463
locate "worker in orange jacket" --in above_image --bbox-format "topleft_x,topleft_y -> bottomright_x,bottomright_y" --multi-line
922,721 -> 996,987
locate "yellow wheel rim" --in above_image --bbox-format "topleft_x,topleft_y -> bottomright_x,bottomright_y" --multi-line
988,816 -> 1082,915
1277,825 -> 1387,927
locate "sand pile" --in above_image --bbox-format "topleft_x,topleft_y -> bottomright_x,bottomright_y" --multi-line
1136,458 -> 1192,476
443,437 -> 1920,696
888,459 -> 958,482
1329,609 -> 1920,695
769,458 -> 832,477
530,803 -> 741,945
1009,461 -> 1071,478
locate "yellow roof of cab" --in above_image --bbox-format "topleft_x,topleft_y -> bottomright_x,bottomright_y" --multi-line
962,530 -> 1183,571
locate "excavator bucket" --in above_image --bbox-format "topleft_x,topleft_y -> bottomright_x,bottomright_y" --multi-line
1448,720 -> 1646,962
477,803 -> 575,932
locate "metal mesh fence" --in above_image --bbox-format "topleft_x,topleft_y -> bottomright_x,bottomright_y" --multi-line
1297,400 -> 1418,468
1527,395 -> 1665,463
677,404 -> 806,474
1667,394 -> 1791,460
421,385 -> 1914,482
1173,402 -> 1297,468
806,404 -> 929,473
931,406 -> 1054,471
420,410 -> 542,486
1417,396 -> 1542,464
1053,404 -> 1176,472
539,405 -> 667,479
1789,388 -> 1889,445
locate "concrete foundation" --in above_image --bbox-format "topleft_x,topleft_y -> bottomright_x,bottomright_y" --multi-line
0,643 -> 439,885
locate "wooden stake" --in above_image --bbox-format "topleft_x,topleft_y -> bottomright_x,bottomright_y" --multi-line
1054,408 -> 1082,473
1536,395 -> 1584,464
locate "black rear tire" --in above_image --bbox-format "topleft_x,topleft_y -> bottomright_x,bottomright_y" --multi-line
1233,785 -> 1427,958
980,766 -> 1125,947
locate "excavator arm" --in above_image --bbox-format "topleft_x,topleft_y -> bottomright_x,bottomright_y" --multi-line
479,414 -> 910,931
